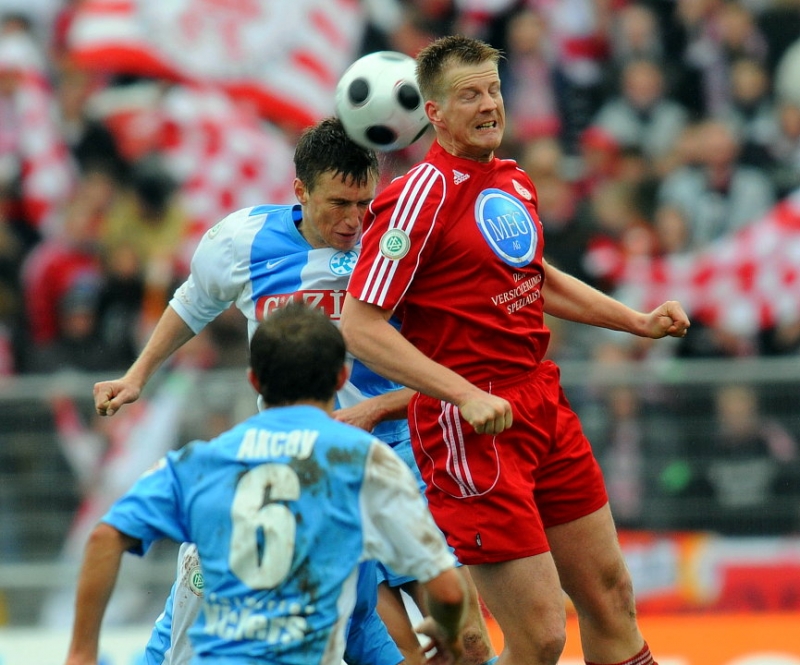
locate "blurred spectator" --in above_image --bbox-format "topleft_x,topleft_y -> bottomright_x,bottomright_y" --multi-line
768,99 -> 800,197
25,274 -> 129,374
615,144 -> 660,219
577,342 -> 689,529
652,203 -> 692,256
99,154 -> 189,343
501,6 -> 560,144
678,0 -> 768,116
720,56 -> 780,170
606,2 -> 672,92
757,0 -> 800,77
54,60 -> 128,180
518,137 -> 596,286
657,118 -> 776,250
538,173 -> 596,284
0,220 -> 21,375
582,179 -> 659,293
18,175 -> 110,369
99,154 -> 187,280
589,57 -> 689,173
573,125 -> 622,199
372,0 -> 459,56
96,243 -> 145,370
686,383 -> 799,535
535,0 -> 613,153
610,2 -> 663,64
518,135 -> 564,182
775,32 -> 800,107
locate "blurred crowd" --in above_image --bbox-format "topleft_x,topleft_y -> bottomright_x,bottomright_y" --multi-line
1,0 -> 800,378
0,0 -> 798,541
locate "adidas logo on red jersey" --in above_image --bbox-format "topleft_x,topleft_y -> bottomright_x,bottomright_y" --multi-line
453,170 -> 470,184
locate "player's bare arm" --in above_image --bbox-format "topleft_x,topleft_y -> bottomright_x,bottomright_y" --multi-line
340,295 -> 512,434
416,569 -> 466,665
93,307 -> 196,417
64,524 -> 139,665
541,259 -> 690,339
333,387 -> 416,432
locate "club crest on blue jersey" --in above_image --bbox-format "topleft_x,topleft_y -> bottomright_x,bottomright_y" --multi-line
188,562 -> 204,596
329,250 -> 358,276
474,188 -> 538,267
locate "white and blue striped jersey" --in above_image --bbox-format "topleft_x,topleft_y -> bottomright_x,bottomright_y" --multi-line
170,203 -> 408,445
106,405 -> 454,665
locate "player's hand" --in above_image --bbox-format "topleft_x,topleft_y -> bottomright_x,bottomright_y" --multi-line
332,401 -> 381,433
93,378 -> 141,417
643,300 -> 690,339
458,392 -> 513,435
416,616 -> 463,665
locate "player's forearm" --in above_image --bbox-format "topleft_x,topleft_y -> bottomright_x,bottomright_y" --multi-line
66,524 -> 136,662
125,306 -> 197,388
425,569 -> 466,646
333,387 -> 414,432
542,261 -> 648,335
366,387 -> 416,422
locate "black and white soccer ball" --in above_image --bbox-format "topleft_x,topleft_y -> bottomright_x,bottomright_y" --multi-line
335,51 -> 429,153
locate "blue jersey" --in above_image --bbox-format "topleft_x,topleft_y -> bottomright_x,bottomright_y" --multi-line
170,203 -> 408,445
106,405 -> 454,665
140,550 -> 401,665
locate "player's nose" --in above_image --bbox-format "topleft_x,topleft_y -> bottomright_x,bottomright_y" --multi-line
342,206 -> 362,228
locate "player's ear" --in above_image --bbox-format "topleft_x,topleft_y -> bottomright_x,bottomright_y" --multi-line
247,368 -> 262,395
335,365 -> 348,392
425,99 -> 441,125
293,177 -> 308,205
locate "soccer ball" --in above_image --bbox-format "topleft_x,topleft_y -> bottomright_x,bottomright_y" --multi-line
335,51 -> 429,152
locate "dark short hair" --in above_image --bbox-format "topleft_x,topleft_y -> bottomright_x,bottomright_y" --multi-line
249,301 -> 346,406
416,35 -> 501,103
293,117 -> 379,192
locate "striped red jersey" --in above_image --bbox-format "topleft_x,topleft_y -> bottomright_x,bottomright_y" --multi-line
348,141 -> 551,385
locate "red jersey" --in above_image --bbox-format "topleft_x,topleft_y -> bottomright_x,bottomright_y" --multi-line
349,141 -> 550,385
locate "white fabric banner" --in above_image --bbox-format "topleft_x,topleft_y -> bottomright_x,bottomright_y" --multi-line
67,0 -> 366,129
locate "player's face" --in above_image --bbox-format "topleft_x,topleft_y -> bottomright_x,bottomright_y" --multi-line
426,61 -> 505,162
295,171 -> 376,251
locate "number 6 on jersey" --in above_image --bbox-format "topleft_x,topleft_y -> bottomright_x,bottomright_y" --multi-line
230,464 -> 300,588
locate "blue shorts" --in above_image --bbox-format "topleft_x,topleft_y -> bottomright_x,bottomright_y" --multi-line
348,561 -> 404,665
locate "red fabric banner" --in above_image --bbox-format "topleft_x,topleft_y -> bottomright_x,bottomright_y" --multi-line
616,190 -> 800,335
67,0 -> 366,131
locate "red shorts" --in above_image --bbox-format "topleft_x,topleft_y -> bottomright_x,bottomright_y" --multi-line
409,360 -> 607,565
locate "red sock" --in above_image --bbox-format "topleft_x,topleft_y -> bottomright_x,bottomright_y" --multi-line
585,642 -> 656,665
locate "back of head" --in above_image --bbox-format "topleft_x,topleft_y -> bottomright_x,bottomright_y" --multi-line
249,301 -> 346,407
293,117 -> 379,192
416,35 -> 501,103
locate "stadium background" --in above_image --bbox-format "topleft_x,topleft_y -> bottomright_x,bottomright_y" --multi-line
1,1 -> 800,663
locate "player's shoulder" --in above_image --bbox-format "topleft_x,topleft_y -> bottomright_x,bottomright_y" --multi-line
494,157 -> 538,203
378,160 -> 447,206
201,203 -> 291,244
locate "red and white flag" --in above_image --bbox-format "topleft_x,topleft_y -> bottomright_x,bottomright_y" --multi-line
0,32 -> 77,232
90,81 -> 298,266
67,0 -> 366,131
616,189 -> 800,336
